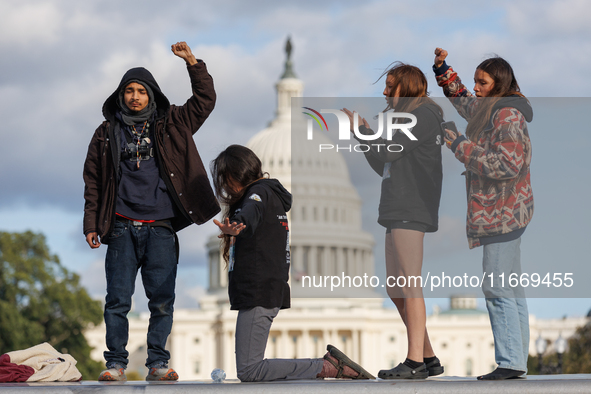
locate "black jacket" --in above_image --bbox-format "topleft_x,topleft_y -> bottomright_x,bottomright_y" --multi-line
83,63 -> 220,239
227,179 -> 292,311
356,102 -> 444,232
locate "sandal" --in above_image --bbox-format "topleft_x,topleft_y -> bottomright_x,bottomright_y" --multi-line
425,357 -> 444,376
325,344 -> 375,379
378,362 -> 428,380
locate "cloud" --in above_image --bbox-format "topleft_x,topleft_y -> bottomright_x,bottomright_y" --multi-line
2,0 -> 591,312
506,0 -> 591,38
0,1 -> 62,46
80,257 -> 107,299
3,0 -> 590,213
177,223 -> 219,268
175,282 -> 208,309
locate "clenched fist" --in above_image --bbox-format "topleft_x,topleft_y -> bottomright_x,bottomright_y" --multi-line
171,41 -> 198,66
434,47 -> 448,68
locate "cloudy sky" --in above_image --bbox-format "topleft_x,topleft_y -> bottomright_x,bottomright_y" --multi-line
0,0 -> 589,318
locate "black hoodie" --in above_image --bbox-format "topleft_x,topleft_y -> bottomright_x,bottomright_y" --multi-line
102,68 -> 175,221
83,63 -> 219,239
356,101 -> 445,232
227,179 -> 292,310
103,67 -> 171,122
102,67 -> 171,177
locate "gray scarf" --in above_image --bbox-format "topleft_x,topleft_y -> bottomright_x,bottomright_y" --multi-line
117,80 -> 157,125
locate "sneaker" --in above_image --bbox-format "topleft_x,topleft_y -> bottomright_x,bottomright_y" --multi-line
146,367 -> 179,381
98,367 -> 126,381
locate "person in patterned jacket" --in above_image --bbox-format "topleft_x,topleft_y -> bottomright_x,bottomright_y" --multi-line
433,48 -> 533,380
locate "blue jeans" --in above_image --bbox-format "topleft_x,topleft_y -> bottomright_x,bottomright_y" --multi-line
103,220 -> 177,369
482,237 -> 529,373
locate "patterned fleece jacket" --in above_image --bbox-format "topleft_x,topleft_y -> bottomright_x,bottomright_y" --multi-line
434,62 -> 534,248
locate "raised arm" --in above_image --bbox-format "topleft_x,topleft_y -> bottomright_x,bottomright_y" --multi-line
432,47 -> 480,120
171,41 -> 198,66
168,41 -> 217,134
434,47 -> 448,69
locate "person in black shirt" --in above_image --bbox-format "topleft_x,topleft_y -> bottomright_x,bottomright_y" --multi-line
342,63 -> 445,379
211,145 -> 374,382
83,41 -> 219,381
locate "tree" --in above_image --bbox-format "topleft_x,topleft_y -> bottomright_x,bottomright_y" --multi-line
0,231 -> 104,379
527,322 -> 591,375
563,322 -> 591,374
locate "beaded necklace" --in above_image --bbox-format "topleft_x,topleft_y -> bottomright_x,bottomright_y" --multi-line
130,121 -> 149,168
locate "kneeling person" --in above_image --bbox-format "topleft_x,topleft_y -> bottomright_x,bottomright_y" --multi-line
212,145 -> 374,382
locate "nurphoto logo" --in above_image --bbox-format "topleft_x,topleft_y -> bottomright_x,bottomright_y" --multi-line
302,107 -> 418,153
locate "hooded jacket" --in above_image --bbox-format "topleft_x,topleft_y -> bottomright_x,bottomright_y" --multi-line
83,62 -> 219,240
435,62 -> 534,248
355,101 -> 445,232
227,179 -> 292,311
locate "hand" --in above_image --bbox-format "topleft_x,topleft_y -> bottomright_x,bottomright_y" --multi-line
86,232 -> 101,249
341,108 -> 369,133
171,41 -> 198,66
214,218 -> 246,236
443,129 -> 460,149
434,47 -> 448,68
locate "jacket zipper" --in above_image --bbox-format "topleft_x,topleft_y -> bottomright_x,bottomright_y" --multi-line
153,116 -> 192,224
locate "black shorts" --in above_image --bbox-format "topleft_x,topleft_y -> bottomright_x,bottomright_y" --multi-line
385,220 -> 429,234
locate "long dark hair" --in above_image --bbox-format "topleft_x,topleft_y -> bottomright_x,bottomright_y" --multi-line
377,62 -> 443,115
210,145 -> 267,262
466,56 -> 524,141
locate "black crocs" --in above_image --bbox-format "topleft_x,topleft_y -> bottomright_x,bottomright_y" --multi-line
378,362 -> 429,379
425,357 -> 444,376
